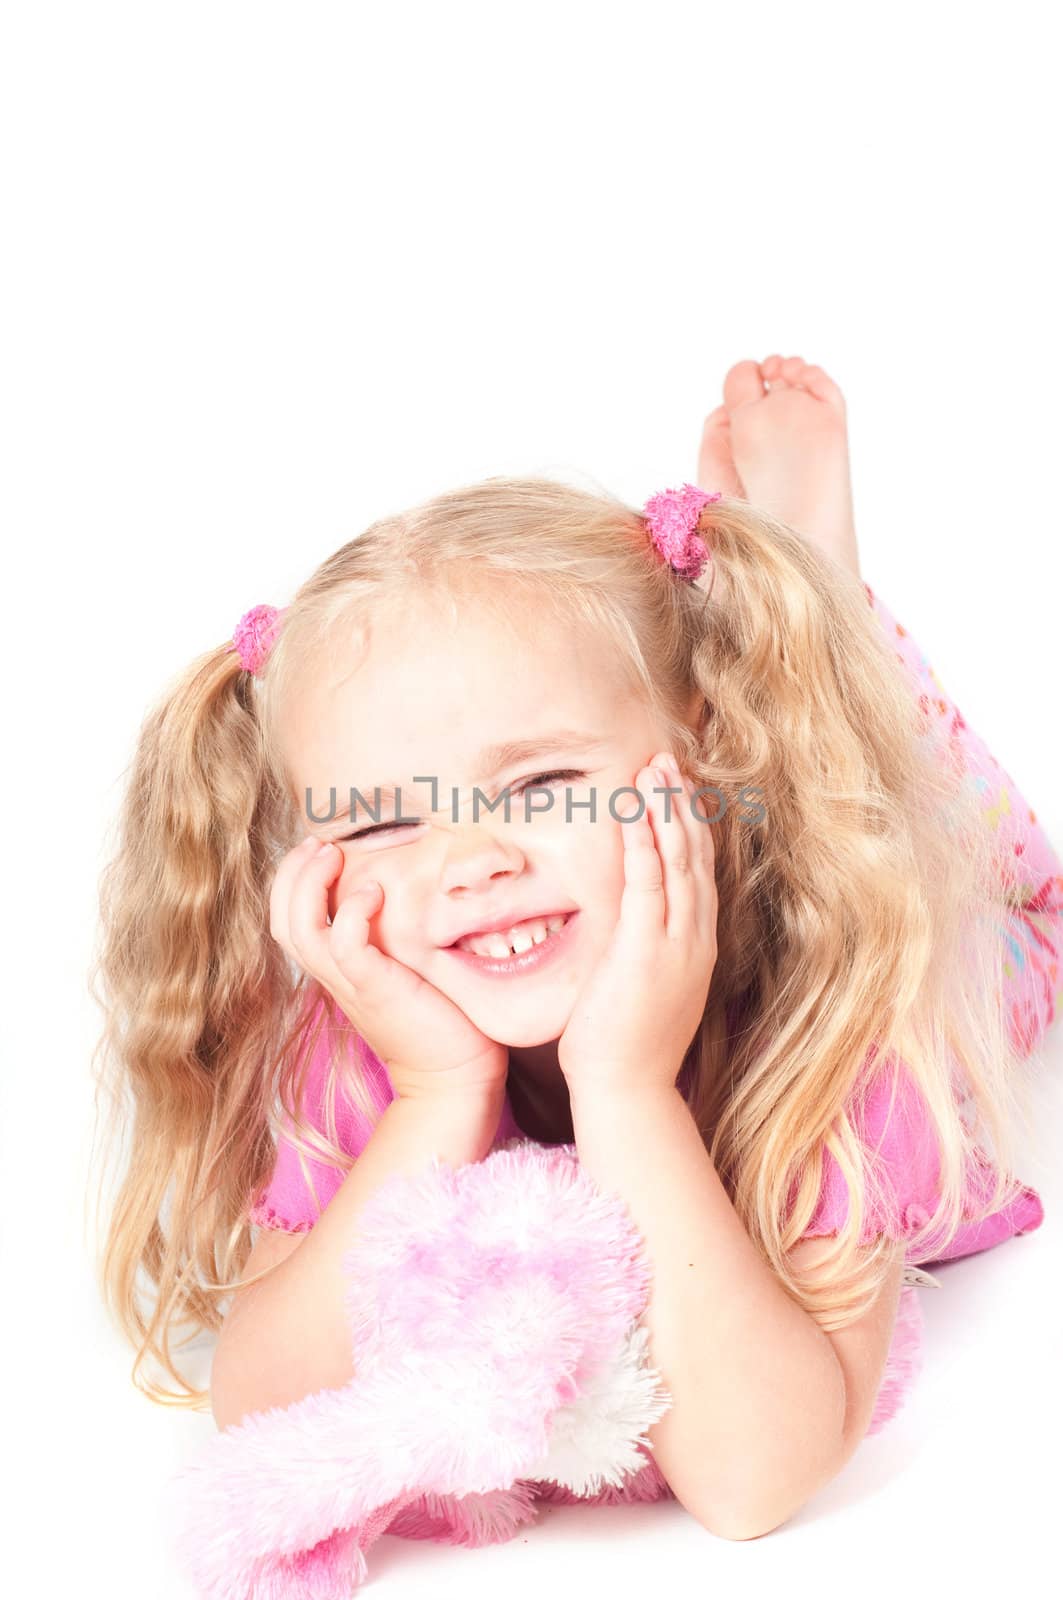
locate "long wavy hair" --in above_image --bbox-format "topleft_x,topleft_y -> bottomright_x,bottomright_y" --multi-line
89,474 -> 1041,1409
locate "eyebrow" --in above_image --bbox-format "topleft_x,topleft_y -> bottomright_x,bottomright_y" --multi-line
470,731 -> 608,783
309,730 -> 608,825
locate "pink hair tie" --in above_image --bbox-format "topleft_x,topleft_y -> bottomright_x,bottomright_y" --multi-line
642,483 -> 722,582
231,603 -> 286,676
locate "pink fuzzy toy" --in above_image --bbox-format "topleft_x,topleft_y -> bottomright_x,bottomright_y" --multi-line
169,1137 -> 923,1596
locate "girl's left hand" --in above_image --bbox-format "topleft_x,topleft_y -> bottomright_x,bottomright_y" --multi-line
557,753 -> 719,1093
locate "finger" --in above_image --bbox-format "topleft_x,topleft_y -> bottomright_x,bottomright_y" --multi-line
615,773 -> 666,934
327,881 -> 411,1005
328,882 -> 455,1035
328,880 -> 387,981
678,767 -> 719,943
646,759 -> 696,939
672,763 -> 715,871
285,841 -> 349,977
269,835 -> 323,950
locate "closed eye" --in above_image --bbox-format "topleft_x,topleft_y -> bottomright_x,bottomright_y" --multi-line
339,769 -> 587,841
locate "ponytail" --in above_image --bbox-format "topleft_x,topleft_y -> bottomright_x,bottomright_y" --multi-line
89,643 -> 299,1408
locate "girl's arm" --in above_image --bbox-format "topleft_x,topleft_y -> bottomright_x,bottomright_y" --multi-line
210,1085 -> 504,1431
567,1079 -> 904,1542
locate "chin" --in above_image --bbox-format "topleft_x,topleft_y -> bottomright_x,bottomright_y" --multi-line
500,1025 -> 568,1050
459,1005 -> 571,1051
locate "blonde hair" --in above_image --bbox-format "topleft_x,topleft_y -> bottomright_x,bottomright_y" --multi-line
90,473 -> 1039,1409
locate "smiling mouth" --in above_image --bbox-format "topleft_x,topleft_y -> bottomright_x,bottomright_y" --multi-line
448,911 -> 573,960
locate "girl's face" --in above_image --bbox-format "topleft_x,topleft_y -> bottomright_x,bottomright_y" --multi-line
281,593 -> 688,1049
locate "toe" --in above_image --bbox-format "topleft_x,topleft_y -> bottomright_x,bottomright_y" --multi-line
697,407 -> 742,496
798,364 -> 847,413
761,354 -> 785,381
722,359 -> 766,412
780,355 -> 806,384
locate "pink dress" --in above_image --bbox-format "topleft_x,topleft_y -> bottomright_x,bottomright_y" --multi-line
244,584 -> 1059,1461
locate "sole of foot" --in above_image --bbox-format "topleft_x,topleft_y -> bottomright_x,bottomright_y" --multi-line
696,353 -> 860,580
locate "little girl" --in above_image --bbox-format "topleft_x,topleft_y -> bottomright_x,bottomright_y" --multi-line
92,354 -> 1061,1539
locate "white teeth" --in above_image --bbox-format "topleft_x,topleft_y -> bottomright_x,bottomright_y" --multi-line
457,913 -> 567,958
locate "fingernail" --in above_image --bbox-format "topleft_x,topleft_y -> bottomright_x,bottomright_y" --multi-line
315,841 -> 335,858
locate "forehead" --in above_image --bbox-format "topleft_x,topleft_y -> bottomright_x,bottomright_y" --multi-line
280,589 -> 641,789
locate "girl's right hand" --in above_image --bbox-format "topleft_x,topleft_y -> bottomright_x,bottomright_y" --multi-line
269,838 -> 509,1104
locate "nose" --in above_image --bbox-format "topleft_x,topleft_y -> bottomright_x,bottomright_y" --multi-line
439,824 -> 526,896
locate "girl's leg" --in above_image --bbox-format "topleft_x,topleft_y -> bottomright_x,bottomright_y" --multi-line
864,582 -> 1063,1060
693,353 -> 1062,1055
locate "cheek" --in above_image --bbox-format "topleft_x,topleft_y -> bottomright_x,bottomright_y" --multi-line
602,826 -> 628,909
562,812 -> 627,914
329,854 -> 418,957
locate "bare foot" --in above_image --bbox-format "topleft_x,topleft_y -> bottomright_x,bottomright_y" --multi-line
696,354 -> 861,580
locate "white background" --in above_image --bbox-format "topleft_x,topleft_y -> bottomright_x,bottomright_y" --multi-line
3,3 -> 1060,1597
